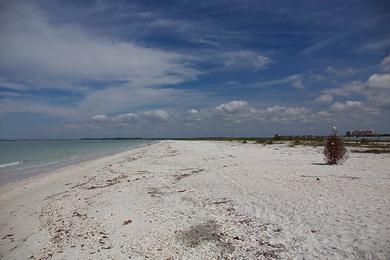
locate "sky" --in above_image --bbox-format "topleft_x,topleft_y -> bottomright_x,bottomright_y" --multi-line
0,0 -> 390,138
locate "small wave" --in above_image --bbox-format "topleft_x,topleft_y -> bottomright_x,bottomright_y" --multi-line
0,161 -> 23,169
17,160 -> 62,170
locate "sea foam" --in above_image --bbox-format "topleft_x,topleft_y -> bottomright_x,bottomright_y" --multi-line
0,161 -> 23,169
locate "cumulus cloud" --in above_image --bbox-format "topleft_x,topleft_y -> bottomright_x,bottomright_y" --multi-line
189,109 -> 200,115
92,114 -> 108,122
323,81 -> 365,96
330,101 -> 365,112
323,72 -> 390,96
142,110 -> 169,122
329,100 -> 377,114
143,101 -> 320,127
263,105 -> 312,122
186,109 -> 202,122
69,98 -> 384,135
314,94 -> 333,104
215,100 -> 254,114
212,100 -> 258,124
0,1 -> 199,88
380,55 -> 390,73
112,113 -> 139,124
317,111 -> 331,117
367,74 -> 390,89
208,101 -> 315,123
322,66 -> 390,108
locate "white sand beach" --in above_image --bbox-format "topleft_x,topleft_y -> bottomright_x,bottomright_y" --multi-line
0,141 -> 389,259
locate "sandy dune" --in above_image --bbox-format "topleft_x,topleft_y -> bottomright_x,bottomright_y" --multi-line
0,141 -> 389,259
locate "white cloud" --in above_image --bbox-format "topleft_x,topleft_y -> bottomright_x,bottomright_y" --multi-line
184,109 -> 204,125
142,110 -> 169,122
93,109 -> 169,125
322,66 -> 390,108
0,1 -> 199,88
215,100 -> 253,114
197,37 -> 220,46
92,114 -> 108,122
367,74 -> 390,89
169,101 -> 319,125
317,111 -> 331,117
220,51 -> 271,71
357,37 -> 390,52
245,74 -> 305,90
287,74 -> 304,89
380,55 -> 390,72
329,101 -> 377,114
211,101 -> 316,123
303,66 -> 361,85
323,81 -> 365,96
0,80 -> 208,121
264,105 -> 312,122
81,84 -> 206,115
325,66 -> 357,76
112,113 -> 139,124
189,109 -> 199,115
301,37 -> 334,55
68,98 -> 385,134
330,101 -> 364,112
314,94 -> 333,104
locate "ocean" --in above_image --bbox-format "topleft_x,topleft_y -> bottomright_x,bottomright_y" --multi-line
0,139 -> 151,185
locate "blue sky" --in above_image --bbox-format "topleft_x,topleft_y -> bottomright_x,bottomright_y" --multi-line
0,0 -> 389,138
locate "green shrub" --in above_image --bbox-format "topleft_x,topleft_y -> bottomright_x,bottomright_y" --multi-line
293,140 -> 302,146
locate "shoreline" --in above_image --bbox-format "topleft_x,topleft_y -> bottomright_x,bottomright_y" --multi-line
0,140 -> 389,259
0,140 -> 158,188
0,141 -> 161,199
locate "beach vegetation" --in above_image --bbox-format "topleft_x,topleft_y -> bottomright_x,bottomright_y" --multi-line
323,132 -> 347,165
293,140 -> 302,146
351,149 -> 390,154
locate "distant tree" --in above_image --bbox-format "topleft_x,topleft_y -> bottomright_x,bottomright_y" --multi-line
323,127 -> 347,165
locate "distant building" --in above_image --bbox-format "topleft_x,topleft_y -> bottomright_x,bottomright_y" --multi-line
345,129 -> 377,137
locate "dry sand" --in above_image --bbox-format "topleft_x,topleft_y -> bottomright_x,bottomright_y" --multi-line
0,140 -> 389,259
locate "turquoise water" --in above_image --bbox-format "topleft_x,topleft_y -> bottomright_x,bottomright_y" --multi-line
0,139 -> 151,185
